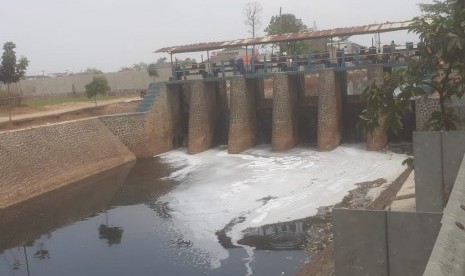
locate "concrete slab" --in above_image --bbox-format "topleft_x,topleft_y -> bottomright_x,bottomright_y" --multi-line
396,171 -> 415,198
390,197 -> 416,212
333,209 -> 388,276
387,211 -> 442,276
441,131 -> 465,197
424,155 -> 465,276
413,132 -> 444,212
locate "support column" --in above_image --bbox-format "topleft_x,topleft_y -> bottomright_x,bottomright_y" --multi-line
272,73 -> 298,151
228,76 -> 256,153
317,69 -> 342,151
188,80 -> 217,154
366,66 -> 388,151
146,83 -> 181,155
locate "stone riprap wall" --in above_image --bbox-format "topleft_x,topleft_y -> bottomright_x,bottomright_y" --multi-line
99,113 -> 155,158
228,76 -> 257,153
188,80 -> 218,154
365,66 -> 388,151
317,69 -> 342,151
0,118 -> 135,208
1,68 -> 172,97
145,83 -> 182,154
272,73 -> 299,151
415,96 -> 440,131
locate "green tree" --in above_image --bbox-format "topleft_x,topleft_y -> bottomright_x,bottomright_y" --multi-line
359,0 -> 465,134
147,63 -> 159,81
156,57 -> 167,64
82,68 -> 103,75
85,76 -> 110,106
265,13 -> 313,55
0,42 -> 29,97
408,0 -> 465,130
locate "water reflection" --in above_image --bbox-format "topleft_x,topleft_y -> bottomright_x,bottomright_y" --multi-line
0,157 -> 309,276
0,162 -> 135,253
237,216 -> 325,251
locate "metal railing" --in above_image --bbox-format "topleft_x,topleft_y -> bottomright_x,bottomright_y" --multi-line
170,42 -> 423,80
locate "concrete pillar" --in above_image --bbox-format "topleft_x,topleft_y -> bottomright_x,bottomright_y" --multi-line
228,76 -> 257,153
366,116 -> 388,151
317,69 -> 342,151
272,73 -> 298,151
415,96 -> 440,131
188,80 -> 217,154
365,66 -> 388,151
146,83 -> 181,155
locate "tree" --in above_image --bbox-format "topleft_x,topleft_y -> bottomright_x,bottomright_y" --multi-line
244,1 -> 263,38
131,62 -> 149,71
359,0 -> 465,134
0,42 -> 29,123
264,14 -> 311,55
81,68 -> 103,75
147,63 -> 159,81
156,57 -> 167,64
408,0 -> 465,130
85,76 -> 110,106
0,42 -> 29,96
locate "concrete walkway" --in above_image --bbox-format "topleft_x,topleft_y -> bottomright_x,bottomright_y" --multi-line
0,97 -> 140,124
390,170 -> 416,212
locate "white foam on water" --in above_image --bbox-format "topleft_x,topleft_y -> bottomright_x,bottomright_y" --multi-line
157,145 -> 406,271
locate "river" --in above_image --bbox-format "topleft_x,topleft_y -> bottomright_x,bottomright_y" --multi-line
0,145 -> 406,276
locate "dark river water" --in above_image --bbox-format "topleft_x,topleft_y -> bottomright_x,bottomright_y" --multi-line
0,158 -> 309,276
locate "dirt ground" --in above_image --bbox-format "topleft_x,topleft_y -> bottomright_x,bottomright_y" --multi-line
297,167 -> 412,276
0,98 -> 140,132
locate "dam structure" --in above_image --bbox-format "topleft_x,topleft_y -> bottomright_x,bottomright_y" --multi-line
141,65 -> 388,157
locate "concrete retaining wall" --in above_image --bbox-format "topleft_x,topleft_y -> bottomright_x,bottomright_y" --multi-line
424,155 -> 465,276
334,208 -> 442,276
1,68 -> 172,96
413,131 -> 465,212
0,118 -> 136,208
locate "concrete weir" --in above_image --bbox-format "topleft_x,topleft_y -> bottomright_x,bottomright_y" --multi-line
154,66 -> 391,155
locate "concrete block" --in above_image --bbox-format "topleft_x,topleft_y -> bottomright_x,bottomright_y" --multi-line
390,198 -> 416,212
334,209 -> 388,276
387,211 -> 442,276
424,155 -> 465,276
441,131 -> 465,197
413,132 -> 444,212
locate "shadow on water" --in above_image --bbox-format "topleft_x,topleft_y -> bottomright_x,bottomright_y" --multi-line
0,157 -> 178,254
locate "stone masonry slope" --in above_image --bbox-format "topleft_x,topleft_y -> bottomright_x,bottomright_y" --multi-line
0,118 -> 136,208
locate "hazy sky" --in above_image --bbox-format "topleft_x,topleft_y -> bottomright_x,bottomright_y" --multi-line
1,0 -> 434,75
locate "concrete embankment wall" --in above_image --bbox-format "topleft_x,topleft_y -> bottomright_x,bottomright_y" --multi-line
1,68 -> 172,97
0,118 -> 136,208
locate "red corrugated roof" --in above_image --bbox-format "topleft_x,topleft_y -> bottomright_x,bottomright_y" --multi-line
155,21 -> 412,54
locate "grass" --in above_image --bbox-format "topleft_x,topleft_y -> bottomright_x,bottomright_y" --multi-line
23,95 -> 122,107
